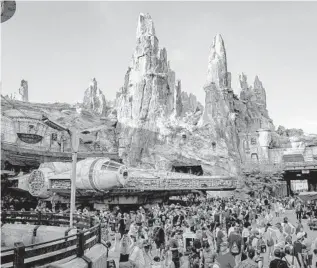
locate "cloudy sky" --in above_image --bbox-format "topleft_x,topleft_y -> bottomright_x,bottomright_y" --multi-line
2,1 -> 317,134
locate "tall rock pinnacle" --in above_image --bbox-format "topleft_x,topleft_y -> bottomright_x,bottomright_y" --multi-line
239,73 -> 248,90
83,78 -> 107,116
136,13 -> 156,38
206,34 -> 228,88
253,75 -> 267,108
116,13 -> 177,165
116,13 -> 175,125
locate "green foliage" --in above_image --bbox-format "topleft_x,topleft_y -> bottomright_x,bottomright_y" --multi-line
237,161 -> 284,196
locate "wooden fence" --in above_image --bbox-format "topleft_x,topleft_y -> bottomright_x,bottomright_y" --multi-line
1,211 -> 92,229
1,211 -> 103,268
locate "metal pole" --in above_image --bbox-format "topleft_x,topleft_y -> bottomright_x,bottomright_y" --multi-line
70,151 -> 77,227
69,129 -> 79,228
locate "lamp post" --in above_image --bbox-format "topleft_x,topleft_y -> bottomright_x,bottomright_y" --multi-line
41,116 -> 84,227
69,128 -> 79,227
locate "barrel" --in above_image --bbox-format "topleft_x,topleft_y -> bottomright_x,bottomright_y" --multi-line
76,158 -> 129,191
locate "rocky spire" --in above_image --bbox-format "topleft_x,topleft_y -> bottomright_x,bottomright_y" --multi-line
83,78 -> 107,116
239,73 -> 248,90
205,34 -> 228,88
174,80 -> 182,117
136,13 -> 156,38
18,79 -> 29,102
115,13 -> 178,165
254,75 -> 263,89
253,75 -> 266,108
116,13 -> 175,125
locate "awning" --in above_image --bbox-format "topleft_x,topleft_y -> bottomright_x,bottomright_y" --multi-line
298,191 -> 317,202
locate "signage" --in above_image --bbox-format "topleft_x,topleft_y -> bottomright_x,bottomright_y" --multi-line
17,133 -> 43,144
302,170 -> 310,174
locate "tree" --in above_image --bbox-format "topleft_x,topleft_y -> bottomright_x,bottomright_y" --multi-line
236,161 -> 285,198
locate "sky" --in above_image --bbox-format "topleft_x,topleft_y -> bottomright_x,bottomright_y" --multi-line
1,1 -> 317,134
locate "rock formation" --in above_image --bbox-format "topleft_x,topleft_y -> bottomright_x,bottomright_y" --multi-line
115,13 -> 179,166
205,34 -> 229,88
181,92 -> 203,115
18,79 -> 28,102
83,78 -> 107,116
116,13 -> 175,126
3,13 -> 316,178
174,80 -> 182,117
253,75 -> 266,108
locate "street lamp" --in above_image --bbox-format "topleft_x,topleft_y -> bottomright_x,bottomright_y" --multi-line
41,116 -> 81,227
69,128 -> 79,227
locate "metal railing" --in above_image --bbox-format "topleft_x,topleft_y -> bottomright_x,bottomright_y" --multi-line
1,211 -> 103,268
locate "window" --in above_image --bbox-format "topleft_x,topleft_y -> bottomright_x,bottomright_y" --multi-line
51,133 -> 57,141
251,137 -> 257,145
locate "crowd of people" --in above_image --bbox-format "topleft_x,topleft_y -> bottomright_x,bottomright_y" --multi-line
2,195 -> 317,268
81,196 -> 317,268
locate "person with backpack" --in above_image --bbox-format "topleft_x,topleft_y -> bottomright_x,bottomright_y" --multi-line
236,248 -> 261,268
265,224 -> 275,260
228,225 -> 243,265
269,248 -> 289,268
293,232 -> 306,268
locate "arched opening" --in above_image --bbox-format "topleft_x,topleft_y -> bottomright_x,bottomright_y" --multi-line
251,153 -> 259,163
171,164 -> 203,176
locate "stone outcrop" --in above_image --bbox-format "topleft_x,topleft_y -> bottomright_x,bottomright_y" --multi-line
83,78 -> 107,116
18,79 -> 28,102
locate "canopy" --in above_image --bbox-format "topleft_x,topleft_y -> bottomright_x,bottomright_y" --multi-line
298,191 -> 317,202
